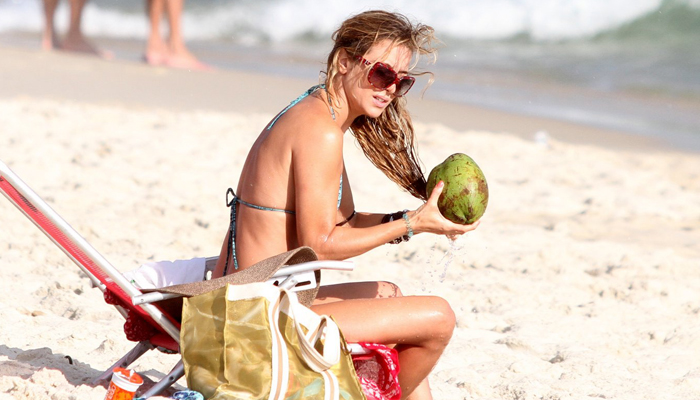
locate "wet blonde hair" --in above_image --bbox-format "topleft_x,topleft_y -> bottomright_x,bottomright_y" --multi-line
325,10 -> 438,200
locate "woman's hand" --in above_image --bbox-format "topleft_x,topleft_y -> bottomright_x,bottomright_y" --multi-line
410,181 -> 480,237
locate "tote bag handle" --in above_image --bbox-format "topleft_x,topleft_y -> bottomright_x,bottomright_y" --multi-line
280,289 -> 341,372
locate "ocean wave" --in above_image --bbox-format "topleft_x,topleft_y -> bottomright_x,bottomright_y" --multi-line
1,0 -> 698,44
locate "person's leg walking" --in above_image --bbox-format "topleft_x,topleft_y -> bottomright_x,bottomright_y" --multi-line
61,0 -> 112,57
42,0 -> 59,50
145,0 -> 168,65
161,0 -> 209,69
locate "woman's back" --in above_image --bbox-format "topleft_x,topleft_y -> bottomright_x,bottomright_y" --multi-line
213,86 -> 351,275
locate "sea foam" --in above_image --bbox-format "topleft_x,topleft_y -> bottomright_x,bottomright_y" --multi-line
2,0 -> 698,43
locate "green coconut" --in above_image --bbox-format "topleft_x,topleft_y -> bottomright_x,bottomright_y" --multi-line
426,153 -> 489,225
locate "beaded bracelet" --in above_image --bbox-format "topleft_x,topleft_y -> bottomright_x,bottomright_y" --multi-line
402,210 -> 414,240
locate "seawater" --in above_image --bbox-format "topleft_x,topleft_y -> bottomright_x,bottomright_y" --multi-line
436,237 -> 465,283
1,0 -> 699,150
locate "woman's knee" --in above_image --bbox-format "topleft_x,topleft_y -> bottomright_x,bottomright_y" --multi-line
424,296 -> 456,346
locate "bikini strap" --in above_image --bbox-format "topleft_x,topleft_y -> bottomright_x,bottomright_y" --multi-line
224,188 -> 239,275
337,175 -> 343,209
266,84 -> 335,130
223,187 -> 296,275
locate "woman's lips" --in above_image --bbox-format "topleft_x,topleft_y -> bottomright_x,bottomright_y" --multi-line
373,95 -> 390,108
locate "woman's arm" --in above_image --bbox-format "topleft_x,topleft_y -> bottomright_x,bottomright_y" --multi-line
344,212 -> 385,228
292,124 -> 478,260
312,189 -> 479,260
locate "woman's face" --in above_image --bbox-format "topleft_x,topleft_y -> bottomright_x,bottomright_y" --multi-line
343,40 -> 413,119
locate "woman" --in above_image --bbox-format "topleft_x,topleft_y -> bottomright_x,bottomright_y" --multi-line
213,10 -> 479,400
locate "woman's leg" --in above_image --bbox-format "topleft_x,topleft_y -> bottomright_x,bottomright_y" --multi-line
311,286 -> 455,399
314,281 -> 402,304
315,282 -> 436,399
406,380 -> 432,400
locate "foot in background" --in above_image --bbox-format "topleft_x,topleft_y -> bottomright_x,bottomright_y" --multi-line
60,31 -> 114,59
42,0 -> 113,59
144,0 -> 213,71
163,43 -> 213,71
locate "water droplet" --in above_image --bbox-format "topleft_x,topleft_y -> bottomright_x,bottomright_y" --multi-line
437,237 -> 463,282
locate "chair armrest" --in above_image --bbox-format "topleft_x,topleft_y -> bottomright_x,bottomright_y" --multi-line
132,260 -> 355,305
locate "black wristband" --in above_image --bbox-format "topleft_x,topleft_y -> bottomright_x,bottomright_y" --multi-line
381,213 -> 393,224
381,211 -> 409,244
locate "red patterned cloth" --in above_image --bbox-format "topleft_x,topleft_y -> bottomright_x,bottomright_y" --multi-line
352,343 -> 401,400
104,289 -> 157,342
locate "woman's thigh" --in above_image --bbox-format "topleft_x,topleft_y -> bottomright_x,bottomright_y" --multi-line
310,295 -> 455,345
313,281 -> 402,305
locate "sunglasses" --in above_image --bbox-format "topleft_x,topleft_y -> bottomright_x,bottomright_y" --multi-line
356,56 -> 415,97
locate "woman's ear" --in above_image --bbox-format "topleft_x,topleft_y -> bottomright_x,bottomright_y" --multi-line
337,49 -> 350,74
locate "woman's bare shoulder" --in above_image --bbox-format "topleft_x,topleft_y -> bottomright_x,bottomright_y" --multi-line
278,95 -> 344,147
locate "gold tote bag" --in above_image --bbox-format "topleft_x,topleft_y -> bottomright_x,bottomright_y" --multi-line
180,282 -> 366,400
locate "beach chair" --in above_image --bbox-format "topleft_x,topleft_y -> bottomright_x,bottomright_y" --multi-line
0,160 -> 355,398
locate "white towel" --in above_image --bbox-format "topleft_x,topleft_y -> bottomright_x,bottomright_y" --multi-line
124,258 -> 206,289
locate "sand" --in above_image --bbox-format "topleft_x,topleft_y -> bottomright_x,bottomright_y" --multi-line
0,46 -> 699,400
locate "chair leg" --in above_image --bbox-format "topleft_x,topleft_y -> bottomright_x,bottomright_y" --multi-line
93,341 -> 154,384
139,360 -> 185,398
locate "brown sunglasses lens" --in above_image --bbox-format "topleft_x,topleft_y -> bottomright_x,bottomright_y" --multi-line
394,77 -> 415,96
369,63 -> 415,97
370,64 -> 396,86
